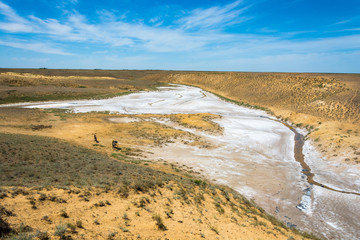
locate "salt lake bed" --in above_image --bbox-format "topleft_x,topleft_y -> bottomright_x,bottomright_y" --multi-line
7,84 -> 360,239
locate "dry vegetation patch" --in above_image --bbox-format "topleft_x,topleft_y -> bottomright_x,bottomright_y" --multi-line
0,70 -> 165,104
0,108 -> 219,156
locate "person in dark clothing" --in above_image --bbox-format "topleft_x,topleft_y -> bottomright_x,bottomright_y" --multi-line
112,140 -> 121,150
93,133 -> 99,143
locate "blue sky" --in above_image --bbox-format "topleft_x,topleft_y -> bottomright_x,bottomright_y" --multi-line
0,0 -> 359,72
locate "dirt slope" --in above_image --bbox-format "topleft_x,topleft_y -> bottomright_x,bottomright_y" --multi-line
161,72 -> 360,164
0,133 -> 312,240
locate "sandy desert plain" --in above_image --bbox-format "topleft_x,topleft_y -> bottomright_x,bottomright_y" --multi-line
0,69 -> 359,240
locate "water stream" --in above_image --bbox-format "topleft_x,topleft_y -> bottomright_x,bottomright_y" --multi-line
278,120 -> 360,197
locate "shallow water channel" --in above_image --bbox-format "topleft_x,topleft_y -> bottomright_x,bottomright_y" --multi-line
10,84 -> 360,239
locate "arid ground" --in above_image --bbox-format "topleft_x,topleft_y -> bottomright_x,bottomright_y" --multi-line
1,69 -> 359,239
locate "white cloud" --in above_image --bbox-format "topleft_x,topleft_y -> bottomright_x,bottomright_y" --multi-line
0,39 -> 73,55
0,22 -> 34,32
342,28 -> 360,32
334,19 -> 352,25
0,1 -> 28,23
176,0 -> 251,30
149,16 -> 164,27
28,15 -> 72,35
0,1 -> 34,32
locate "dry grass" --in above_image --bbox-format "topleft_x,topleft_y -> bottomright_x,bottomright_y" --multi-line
0,133 -> 172,190
0,132 -> 317,240
0,70 -> 165,104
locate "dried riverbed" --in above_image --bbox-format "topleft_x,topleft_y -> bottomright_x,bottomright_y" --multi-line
7,84 -> 360,239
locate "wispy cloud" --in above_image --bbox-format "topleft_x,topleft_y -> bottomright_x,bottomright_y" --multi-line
334,19 -> 353,25
330,16 -> 360,27
0,39 -> 72,55
0,1 -> 28,23
149,16 -> 164,27
344,28 -> 360,31
0,1 -> 35,32
176,0 -> 251,30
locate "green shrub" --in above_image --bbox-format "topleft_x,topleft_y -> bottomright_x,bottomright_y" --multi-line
54,224 -> 67,237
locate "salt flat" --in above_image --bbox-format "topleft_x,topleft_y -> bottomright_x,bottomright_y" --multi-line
8,84 -> 360,239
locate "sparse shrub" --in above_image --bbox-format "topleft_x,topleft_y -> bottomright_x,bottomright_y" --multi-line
0,205 -> 15,217
152,214 -> 167,230
0,214 -> 13,236
19,223 -> 33,233
41,216 -> 51,224
54,224 -> 67,237
122,213 -> 129,220
107,231 -> 117,239
76,220 -> 83,229
210,225 -> 219,234
139,197 -> 150,208
165,209 -> 174,218
34,231 -> 50,240
214,198 -> 225,214
118,184 -> 130,198
220,189 -> 231,201
38,194 -> 47,201
60,210 -> 69,218
192,179 -> 205,186
67,223 -> 76,233
94,201 -> 105,207
120,226 -> 129,232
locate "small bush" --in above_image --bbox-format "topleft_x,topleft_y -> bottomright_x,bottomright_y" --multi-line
152,214 -> 167,230
210,225 -> 219,234
76,220 -> 83,228
120,226 -> 129,232
122,213 -> 129,220
54,224 -> 67,237
0,215 -> 13,236
67,223 -> 76,233
34,231 -> 50,240
60,210 -> 69,218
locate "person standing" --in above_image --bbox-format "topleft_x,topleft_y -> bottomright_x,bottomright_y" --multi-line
93,133 -> 99,143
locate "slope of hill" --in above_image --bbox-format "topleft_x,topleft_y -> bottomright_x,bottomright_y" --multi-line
162,72 -> 360,164
0,69 -> 319,239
